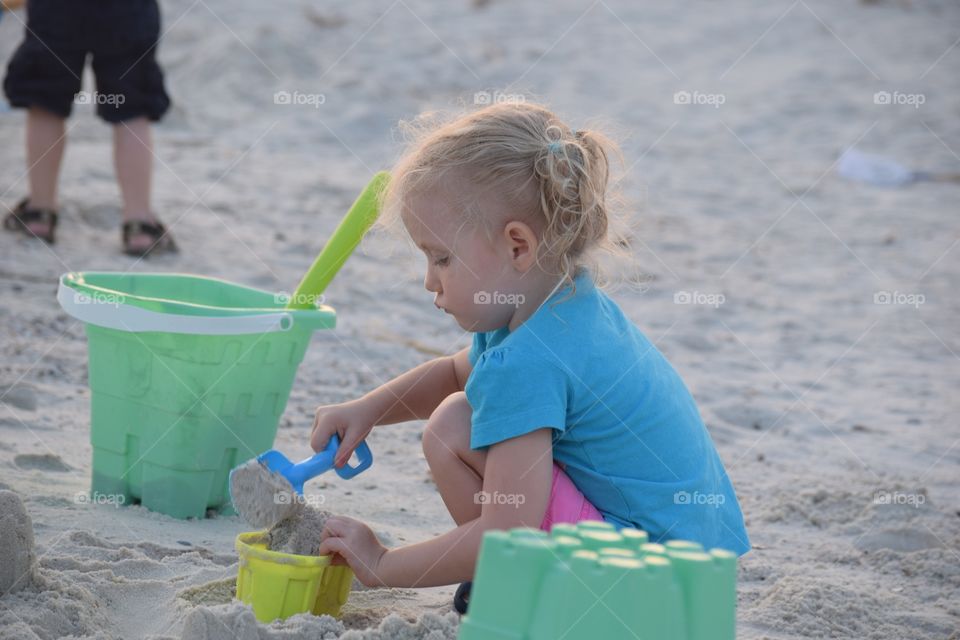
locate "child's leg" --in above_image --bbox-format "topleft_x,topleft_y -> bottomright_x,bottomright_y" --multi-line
4,0 -> 84,237
422,393 -> 604,533
422,391 -> 487,526
113,118 -> 157,253
89,0 -> 171,255
25,107 -> 67,232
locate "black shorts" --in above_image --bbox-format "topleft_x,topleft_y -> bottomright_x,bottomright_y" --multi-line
3,0 -> 170,123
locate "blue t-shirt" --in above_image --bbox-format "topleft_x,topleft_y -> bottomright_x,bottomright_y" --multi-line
465,269 -> 750,555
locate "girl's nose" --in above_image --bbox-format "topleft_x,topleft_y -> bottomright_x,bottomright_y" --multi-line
423,269 -> 441,294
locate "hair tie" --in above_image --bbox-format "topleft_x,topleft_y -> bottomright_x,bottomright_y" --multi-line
547,140 -> 563,154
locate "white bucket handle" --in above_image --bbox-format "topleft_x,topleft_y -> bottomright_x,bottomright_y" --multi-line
57,281 -> 295,335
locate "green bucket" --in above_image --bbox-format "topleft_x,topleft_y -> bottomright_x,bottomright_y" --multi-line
58,271 -> 336,519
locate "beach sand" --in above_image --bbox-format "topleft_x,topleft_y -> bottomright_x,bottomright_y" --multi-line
229,459 -> 301,530
1,0 -> 958,637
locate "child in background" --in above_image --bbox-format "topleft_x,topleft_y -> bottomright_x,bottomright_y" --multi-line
310,103 -> 749,599
2,0 -> 177,256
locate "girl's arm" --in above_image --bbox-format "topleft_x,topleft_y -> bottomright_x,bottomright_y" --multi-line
364,347 -> 472,425
312,348 -> 471,458
318,427 -> 554,587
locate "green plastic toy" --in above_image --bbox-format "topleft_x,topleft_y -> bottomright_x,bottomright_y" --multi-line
287,171 -> 388,309
58,172 -> 389,518
458,521 -> 737,640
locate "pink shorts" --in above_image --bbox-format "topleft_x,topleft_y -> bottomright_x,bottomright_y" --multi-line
539,462 -> 604,532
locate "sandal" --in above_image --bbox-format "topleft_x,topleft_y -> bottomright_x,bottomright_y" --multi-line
453,581 -> 471,615
3,198 -> 58,244
122,219 -> 179,257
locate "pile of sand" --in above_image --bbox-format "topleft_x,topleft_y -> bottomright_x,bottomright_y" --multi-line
0,490 -> 236,640
230,458 -> 334,556
0,489 -> 36,594
267,506 -> 332,556
181,601 -> 459,640
229,459 -> 301,530
0,499 -> 239,639
0,572 -> 108,640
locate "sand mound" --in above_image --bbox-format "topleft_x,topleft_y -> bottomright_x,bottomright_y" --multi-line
0,490 -> 36,595
267,506 -> 332,556
229,460 -> 300,530
0,521 -> 239,639
0,572 -> 109,640
230,457 -> 334,556
180,601 -> 460,640
0,493 -> 112,638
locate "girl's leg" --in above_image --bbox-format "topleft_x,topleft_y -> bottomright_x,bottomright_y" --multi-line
422,391 -> 487,526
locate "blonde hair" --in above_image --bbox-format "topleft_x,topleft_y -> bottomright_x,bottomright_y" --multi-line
381,102 -> 631,294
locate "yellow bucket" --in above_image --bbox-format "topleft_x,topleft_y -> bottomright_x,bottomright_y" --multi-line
235,531 -> 354,622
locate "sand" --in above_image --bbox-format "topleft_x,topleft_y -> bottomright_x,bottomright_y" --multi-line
0,513 -> 240,639
267,506 -> 332,556
1,0 -> 958,637
0,490 -> 36,594
230,457 -> 333,556
0,382 -> 36,411
229,460 -> 301,530
0,569 -> 110,640
180,602 -> 459,640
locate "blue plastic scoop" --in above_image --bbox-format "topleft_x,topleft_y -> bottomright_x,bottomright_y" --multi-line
257,434 -> 373,495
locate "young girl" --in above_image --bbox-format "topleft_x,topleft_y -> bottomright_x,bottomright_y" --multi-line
312,102 -> 749,593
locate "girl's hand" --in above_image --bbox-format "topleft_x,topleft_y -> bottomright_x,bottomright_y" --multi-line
311,399 -> 377,468
318,516 -> 389,587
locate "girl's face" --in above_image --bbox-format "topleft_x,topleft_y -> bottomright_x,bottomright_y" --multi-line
401,184 -> 525,333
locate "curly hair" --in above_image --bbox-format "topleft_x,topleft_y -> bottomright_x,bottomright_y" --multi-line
381,101 -> 632,294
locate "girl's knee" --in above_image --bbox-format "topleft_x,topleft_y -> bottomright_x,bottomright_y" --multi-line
422,391 -> 471,458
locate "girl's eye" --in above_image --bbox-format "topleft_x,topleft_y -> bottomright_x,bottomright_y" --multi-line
433,256 -> 450,267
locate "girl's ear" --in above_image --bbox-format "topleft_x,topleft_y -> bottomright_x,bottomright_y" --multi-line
503,221 -> 539,272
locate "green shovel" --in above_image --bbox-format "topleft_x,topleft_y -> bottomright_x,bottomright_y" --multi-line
286,171 -> 389,309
